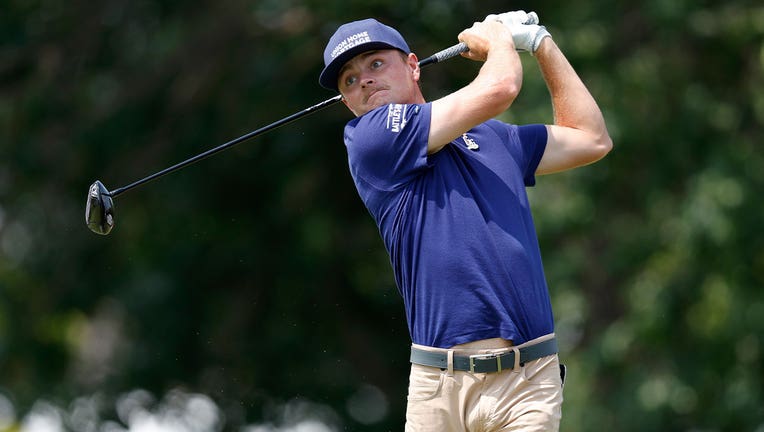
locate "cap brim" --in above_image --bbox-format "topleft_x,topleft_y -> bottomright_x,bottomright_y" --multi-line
319,42 -> 403,91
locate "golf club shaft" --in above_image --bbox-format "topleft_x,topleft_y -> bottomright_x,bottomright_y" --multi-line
108,94 -> 342,197
107,42 -> 469,198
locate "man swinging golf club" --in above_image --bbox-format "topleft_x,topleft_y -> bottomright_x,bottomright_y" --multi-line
320,11 -> 612,431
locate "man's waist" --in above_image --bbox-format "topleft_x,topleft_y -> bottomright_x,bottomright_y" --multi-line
449,337 -> 515,350
410,334 -> 558,373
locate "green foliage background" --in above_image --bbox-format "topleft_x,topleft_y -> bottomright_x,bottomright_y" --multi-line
1,0 -> 763,430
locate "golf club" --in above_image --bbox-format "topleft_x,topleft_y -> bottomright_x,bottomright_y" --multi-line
85,42 -> 470,235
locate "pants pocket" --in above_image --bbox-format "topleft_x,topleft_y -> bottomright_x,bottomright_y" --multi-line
521,355 -> 562,387
407,364 -> 445,402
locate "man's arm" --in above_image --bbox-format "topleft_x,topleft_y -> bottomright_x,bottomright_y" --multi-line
427,20 -> 523,154
534,38 -> 613,174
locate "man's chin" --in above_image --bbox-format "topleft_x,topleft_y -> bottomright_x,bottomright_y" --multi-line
370,100 -> 389,110
357,101 -> 388,116
369,90 -> 392,105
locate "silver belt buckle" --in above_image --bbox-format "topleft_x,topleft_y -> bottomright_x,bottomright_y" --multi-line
469,352 -> 503,373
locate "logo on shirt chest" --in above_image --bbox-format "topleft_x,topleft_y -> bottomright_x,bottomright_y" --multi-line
462,133 -> 479,151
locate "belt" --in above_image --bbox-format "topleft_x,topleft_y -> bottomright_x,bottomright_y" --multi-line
410,337 -> 558,374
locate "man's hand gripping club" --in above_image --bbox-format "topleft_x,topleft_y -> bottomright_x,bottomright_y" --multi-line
486,10 -> 552,54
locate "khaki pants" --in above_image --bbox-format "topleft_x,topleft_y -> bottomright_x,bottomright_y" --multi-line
405,338 -> 563,431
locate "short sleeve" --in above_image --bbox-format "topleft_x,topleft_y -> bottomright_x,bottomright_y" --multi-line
516,124 -> 548,186
344,103 -> 432,191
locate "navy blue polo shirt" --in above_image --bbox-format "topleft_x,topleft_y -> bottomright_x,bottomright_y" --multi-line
344,102 -> 553,348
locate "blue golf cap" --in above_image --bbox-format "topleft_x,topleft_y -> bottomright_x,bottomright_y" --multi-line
319,18 -> 411,91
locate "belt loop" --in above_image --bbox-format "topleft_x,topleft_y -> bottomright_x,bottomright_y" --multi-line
512,346 -> 521,371
447,350 -> 454,376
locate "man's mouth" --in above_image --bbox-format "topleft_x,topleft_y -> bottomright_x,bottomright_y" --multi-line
365,88 -> 387,104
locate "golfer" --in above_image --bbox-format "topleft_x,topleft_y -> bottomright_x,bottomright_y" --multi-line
319,12 -> 612,431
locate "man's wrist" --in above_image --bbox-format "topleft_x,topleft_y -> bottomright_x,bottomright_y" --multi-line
532,27 -> 552,54
532,33 -> 553,57
487,43 -> 519,63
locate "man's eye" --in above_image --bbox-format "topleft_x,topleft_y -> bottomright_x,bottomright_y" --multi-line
344,76 -> 357,86
371,60 -> 383,69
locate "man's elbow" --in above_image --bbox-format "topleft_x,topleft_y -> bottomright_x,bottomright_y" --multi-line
475,65 -> 523,112
577,132 -> 612,167
483,78 -> 521,116
594,132 -> 613,160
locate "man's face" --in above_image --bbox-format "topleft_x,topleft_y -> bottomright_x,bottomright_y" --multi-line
338,49 -> 422,117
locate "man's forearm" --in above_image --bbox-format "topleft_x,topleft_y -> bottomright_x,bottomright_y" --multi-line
535,38 -> 609,140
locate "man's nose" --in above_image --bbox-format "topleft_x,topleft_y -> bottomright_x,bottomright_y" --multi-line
360,76 -> 375,87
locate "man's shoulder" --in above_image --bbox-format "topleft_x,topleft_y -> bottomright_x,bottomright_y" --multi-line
350,103 -> 429,123
477,118 -> 515,133
345,103 -> 431,139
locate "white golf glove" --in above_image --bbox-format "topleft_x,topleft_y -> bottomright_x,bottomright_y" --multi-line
486,10 -> 539,27
513,23 -> 551,54
486,10 -> 552,54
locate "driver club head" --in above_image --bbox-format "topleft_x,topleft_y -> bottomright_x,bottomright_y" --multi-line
85,180 -> 115,235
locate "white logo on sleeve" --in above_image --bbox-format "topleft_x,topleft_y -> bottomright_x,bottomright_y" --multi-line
386,104 -> 408,133
462,133 -> 479,150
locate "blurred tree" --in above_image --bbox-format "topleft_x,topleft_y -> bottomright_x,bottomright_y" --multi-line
0,0 -> 762,430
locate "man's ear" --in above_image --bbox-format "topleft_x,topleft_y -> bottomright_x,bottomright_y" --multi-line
407,53 -> 421,81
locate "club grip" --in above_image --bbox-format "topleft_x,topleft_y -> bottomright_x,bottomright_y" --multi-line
418,42 -> 469,67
